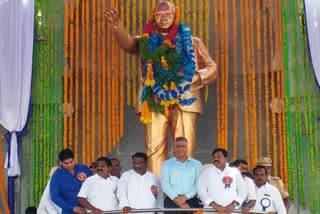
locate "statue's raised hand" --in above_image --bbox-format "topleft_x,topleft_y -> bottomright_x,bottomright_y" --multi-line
104,0 -> 120,32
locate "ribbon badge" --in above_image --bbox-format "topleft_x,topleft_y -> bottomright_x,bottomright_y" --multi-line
222,176 -> 233,188
260,198 -> 271,211
77,172 -> 87,182
151,185 -> 158,199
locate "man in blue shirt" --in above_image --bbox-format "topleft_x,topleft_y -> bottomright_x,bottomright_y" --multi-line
50,148 -> 93,214
160,137 -> 202,213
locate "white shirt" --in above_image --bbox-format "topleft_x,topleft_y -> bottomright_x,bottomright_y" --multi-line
117,170 -> 163,214
37,179 -> 61,214
77,174 -> 119,211
251,182 -> 286,214
197,165 -> 247,207
243,176 -> 256,202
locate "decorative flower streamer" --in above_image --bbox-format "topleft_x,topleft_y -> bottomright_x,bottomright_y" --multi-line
85,0 -> 91,164
282,0 -> 295,201
132,0 -> 137,107
262,0 -> 271,156
102,0 -> 107,156
106,6 -> 112,153
218,0 -> 225,148
255,0 -> 263,159
240,0 -> 250,165
75,0 -> 80,161
277,0 -> 287,184
274,0 -> 284,180
268,0 -> 278,176
231,0 -> 238,159
97,0 -> 102,156
120,0 -> 125,137
293,0 -> 305,206
63,0 -> 69,149
92,0 -> 97,160
81,0 -> 87,163
69,0 -> 74,152
125,1 -> 132,106
186,0 -> 191,26
213,0 -> 221,147
248,0 -> 258,166
0,135 -> 10,213
223,0 -> 229,149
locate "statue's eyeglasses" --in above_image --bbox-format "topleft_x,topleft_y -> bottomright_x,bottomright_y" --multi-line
155,11 -> 173,19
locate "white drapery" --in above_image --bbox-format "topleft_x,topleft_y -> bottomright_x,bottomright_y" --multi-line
0,0 -> 34,176
305,0 -> 320,87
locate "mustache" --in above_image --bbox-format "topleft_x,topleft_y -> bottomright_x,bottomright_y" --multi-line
97,169 -> 103,172
213,160 -> 220,163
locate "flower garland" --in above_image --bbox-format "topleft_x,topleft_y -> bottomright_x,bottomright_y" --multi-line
139,6 -> 196,123
0,135 -> 10,213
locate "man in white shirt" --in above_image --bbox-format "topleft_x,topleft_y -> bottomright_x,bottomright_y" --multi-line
198,148 -> 247,213
257,157 -> 290,213
37,166 -> 61,214
232,159 -> 256,214
110,158 -> 122,178
78,157 -> 119,213
117,152 -> 163,214
251,165 -> 286,214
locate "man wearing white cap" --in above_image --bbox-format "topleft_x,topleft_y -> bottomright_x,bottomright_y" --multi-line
257,157 -> 290,213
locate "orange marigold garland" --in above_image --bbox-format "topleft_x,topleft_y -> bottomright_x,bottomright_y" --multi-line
262,0 -> 271,155
75,0 -> 80,160
63,0 -> 69,149
0,135 -> 10,213
231,0 -> 238,159
101,0 -> 107,156
97,0 -> 102,155
240,0 -> 250,164
213,0 -> 221,147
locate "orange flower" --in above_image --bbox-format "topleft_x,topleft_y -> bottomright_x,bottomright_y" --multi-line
174,6 -> 180,23
170,82 -> 177,90
163,84 -> 169,90
161,56 -> 169,69
193,209 -> 204,214
145,62 -> 155,86
142,33 -> 150,38
163,39 -> 173,47
149,8 -> 156,21
164,106 -> 169,117
140,101 -> 152,124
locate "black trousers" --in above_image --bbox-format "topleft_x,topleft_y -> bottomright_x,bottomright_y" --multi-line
164,196 -> 202,214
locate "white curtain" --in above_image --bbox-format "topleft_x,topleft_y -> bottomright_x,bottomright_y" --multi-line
305,0 -> 320,86
0,0 -> 34,176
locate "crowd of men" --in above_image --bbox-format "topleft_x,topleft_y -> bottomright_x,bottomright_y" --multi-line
35,137 -> 290,214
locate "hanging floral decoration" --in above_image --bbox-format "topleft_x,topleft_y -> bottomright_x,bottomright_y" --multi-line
139,6 -> 196,124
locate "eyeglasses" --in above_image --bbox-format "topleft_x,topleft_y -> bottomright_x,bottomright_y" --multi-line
155,11 -> 173,19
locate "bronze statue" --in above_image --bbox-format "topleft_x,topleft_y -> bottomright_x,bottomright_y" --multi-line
105,0 -> 217,176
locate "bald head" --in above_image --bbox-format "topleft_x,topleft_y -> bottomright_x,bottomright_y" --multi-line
156,1 -> 175,14
154,1 -> 175,31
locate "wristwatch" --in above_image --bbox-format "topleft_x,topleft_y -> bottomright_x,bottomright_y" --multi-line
232,201 -> 240,207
